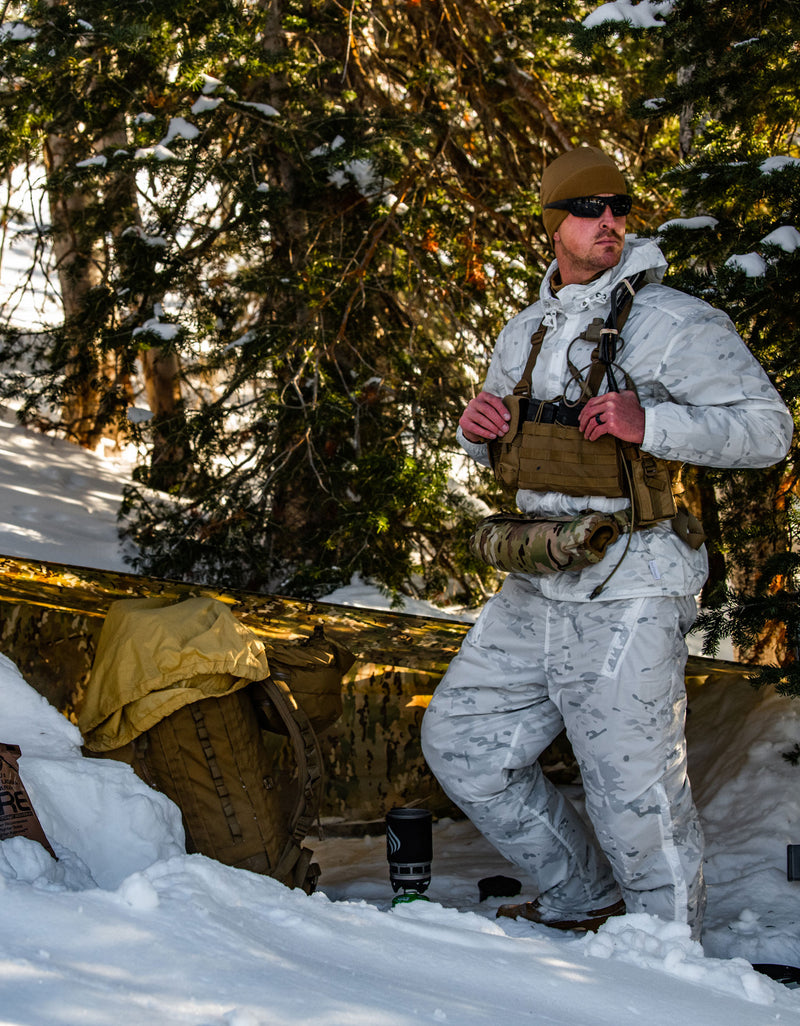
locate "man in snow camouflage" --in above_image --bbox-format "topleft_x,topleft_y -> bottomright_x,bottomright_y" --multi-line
421,147 -> 793,940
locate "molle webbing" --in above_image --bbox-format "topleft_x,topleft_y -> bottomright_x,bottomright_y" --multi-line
514,421 -> 625,497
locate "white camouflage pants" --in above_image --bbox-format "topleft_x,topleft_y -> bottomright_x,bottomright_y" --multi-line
421,574 -> 706,937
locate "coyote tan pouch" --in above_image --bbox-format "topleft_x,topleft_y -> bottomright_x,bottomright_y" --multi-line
623,447 -> 677,524
488,395 -> 525,490
0,743 -> 57,858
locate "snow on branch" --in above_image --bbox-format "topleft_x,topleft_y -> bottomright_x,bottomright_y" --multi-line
583,0 -> 674,29
657,216 -> 719,232
725,227 -> 800,277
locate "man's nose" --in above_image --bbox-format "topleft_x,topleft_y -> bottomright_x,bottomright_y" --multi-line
599,202 -> 624,225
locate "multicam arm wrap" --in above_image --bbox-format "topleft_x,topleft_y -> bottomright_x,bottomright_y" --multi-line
469,510 -> 630,576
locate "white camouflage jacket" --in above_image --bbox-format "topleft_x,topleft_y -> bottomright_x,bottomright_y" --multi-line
459,237 -> 794,601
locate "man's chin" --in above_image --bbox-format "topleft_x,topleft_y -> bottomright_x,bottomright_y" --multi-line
596,243 -> 624,267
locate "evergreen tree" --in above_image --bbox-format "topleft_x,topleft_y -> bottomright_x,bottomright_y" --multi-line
0,2 -> 193,450
0,0 -> 673,605
578,0 -> 800,692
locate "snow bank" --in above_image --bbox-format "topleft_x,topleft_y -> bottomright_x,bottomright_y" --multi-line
0,653 -> 184,889
2,651 -> 800,1023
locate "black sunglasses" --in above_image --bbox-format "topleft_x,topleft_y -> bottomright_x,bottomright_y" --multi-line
544,194 -> 632,218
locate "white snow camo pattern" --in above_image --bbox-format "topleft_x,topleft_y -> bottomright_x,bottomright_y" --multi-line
424,237 -> 793,939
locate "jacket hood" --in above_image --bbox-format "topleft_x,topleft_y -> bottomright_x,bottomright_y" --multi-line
539,236 -> 668,325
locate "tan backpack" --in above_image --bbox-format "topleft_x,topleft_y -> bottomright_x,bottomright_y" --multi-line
79,597 -> 354,893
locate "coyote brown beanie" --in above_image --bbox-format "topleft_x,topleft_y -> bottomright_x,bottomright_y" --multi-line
541,147 -> 627,243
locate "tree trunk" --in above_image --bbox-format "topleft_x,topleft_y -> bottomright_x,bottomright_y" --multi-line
43,132 -> 113,448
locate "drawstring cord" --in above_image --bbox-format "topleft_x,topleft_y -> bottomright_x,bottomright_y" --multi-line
589,458 -> 637,599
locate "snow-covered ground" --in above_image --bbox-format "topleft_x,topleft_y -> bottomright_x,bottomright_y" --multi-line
1,408 -> 800,1025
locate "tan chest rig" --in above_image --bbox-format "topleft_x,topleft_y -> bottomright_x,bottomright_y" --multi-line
488,273 -> 678,527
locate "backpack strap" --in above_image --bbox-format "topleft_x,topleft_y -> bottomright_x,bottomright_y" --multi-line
512,321 -> 547,398
252,674 -> 325,892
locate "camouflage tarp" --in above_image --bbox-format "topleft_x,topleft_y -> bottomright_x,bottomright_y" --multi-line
0,553 -> 746,825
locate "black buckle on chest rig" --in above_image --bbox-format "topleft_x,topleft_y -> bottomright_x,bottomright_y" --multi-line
519,397 -> 583,428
